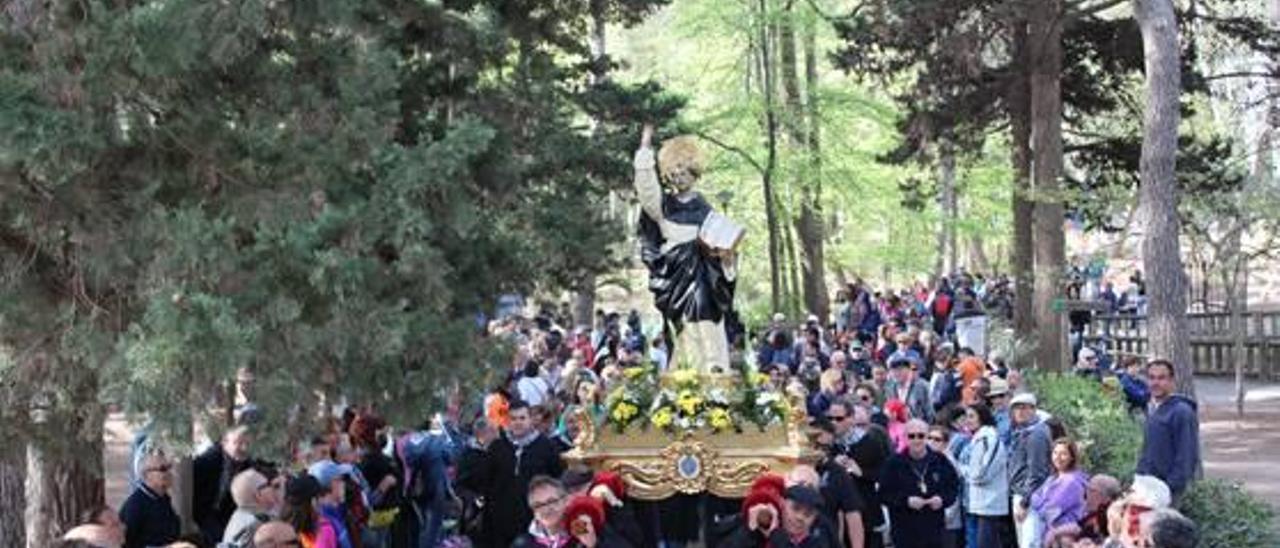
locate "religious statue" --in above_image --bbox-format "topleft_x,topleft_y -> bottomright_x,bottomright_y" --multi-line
634,124 -> 744,374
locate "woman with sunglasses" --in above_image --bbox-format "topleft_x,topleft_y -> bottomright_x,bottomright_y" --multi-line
927,426 -> 965,548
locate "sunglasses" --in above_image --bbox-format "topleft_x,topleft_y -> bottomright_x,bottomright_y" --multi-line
906,433 -> 927,440
147,464 -> 173,473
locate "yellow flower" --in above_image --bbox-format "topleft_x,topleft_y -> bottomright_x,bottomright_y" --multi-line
677,392 -> 702,415
625,367 -> 646,380
671,368 -> 698,386
652,407 -> 674,429
750,373 -> 770,387
709,408 -> 732,431
611,402 -> 638,423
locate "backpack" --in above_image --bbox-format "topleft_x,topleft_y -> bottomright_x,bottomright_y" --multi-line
932,293 -> 953,319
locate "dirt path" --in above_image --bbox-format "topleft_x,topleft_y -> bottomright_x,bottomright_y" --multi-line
1194,376 -> 1280,517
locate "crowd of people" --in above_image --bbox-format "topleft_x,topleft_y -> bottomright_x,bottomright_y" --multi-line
58,273 -> 1203,548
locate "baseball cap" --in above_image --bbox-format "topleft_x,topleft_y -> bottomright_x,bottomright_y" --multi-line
308,459 -> 354,486
772,313 -> 786,323
1129,475 -> 1172,509
987,377 -> 1010,397
1009,392 -> 1038,408
784,485 -> 824,511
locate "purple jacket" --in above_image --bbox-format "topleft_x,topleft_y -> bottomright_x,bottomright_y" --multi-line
1029,470 -> 1087,540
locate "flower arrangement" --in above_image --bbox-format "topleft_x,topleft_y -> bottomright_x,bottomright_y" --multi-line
603,364 -> 789,435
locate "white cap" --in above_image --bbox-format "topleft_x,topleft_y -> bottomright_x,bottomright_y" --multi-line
1079,347 -> 1097,361
1129,475 -> 1172,509
772,313 -> 786,323
1009,392 -> 1038,408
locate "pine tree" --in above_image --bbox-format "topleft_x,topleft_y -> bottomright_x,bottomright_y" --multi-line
0,0 -> 672,541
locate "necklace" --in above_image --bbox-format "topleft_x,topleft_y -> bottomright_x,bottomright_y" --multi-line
910,454 -> 931,495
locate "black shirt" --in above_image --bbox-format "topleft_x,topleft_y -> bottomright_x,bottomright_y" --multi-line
120,484 -> 181,548
817,459 -> 864,531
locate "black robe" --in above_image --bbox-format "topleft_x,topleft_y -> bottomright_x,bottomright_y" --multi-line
879,449 -> 960,548
477,432 -> 565,548
637,192 -> 736,335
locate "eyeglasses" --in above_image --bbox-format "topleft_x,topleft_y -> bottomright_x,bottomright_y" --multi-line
531,495 -> 565,512
906,433 -> 927,440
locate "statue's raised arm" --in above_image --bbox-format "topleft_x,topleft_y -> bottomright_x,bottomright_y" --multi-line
634,125 -> 744,374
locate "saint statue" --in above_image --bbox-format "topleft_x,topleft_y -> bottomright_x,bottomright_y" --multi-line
634,124 -> 744,374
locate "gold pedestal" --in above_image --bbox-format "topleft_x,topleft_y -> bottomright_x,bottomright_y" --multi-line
563,373 -> 818,500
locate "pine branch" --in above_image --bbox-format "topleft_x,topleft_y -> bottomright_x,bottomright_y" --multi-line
693,131 -> 767,176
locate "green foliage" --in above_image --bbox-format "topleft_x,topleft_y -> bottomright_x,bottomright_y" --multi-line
1179,479 -> 1279,548
0,0 -> 676,457
1028,372 -> 1142,480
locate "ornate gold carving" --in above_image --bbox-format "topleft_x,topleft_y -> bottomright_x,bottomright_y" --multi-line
564,421 -> 818,500
572,405 -> 597,451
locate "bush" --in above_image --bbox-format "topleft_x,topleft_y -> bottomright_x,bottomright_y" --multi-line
1031,372 -> 1278,548
1029,372 -> 1142,480
1179,479 -> 1278,548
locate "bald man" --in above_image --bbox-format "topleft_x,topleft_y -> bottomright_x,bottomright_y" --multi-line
62,524 -> 122,548
252,522 -> 299,548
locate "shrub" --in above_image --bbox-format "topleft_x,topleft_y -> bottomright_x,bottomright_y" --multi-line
1031,372 -> 1278,548
1179,479 -> 1278,548
1029,372 -> 1142,480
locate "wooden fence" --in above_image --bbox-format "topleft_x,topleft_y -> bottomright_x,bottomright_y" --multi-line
1081,310 -> 1280,380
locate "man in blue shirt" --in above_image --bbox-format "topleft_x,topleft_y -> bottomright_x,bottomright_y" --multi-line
1135,360 -> 1200,501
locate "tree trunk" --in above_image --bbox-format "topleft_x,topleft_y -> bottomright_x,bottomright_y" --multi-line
571,0 -> 611,329
24,440 -> 105,548
23,410 -> 105,548
0,447 -> 25,547
970,232 -> 991,274
1029,1 -> 1067,371
1223,257 -> 1246,417
939,142 -> 958,276
1008,15 -> 1037,348
778,4 -> 829,323
756,0 -> 783,314
783,215 -> 804,318
1135,0 -> 1195,397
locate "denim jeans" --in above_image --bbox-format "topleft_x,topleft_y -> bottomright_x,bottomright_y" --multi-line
413,501 -> 444,548
975,514 -> 1013,548
362,526 -> 392,548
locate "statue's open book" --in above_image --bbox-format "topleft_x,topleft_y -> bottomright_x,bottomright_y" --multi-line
699,211 -> 745,251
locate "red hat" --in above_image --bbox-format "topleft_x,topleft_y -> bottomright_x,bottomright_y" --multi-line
740,487 -> 784,524
562,494 -> 607,534
591,471 -> 627,500
749,473 -> 786,497
885,399 -> 910,422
